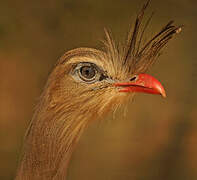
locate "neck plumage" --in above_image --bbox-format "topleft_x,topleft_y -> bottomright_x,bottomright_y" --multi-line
15,89 -> 92,179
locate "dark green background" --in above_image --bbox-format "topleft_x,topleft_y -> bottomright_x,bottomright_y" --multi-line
0,0 -> 196,179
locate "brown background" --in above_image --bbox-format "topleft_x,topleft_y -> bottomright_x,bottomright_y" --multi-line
0,0 -> 196,179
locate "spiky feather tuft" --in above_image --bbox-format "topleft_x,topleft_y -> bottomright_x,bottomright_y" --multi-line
104,0 -> 182,76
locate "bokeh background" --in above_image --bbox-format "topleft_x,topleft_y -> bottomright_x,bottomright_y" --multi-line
0,0 -> 196,179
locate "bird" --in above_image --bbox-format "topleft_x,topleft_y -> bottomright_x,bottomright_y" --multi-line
15,1 -> 181,179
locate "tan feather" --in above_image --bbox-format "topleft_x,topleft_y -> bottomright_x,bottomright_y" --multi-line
15,1 -> 181,179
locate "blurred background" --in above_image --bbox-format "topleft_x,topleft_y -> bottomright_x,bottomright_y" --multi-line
0,0 -> 196,179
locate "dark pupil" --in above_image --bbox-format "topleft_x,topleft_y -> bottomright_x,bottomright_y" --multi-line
80,66 -> 95,79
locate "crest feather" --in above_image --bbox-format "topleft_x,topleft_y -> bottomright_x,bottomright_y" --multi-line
103,0 -> 182,75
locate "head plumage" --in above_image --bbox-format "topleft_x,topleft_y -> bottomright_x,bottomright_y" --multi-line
103,0 -> 182,76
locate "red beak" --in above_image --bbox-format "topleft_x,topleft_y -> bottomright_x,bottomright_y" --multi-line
114,74 -> 166,98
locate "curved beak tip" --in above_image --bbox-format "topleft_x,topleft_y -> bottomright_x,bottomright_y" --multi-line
160,89 -> 167,98
154,81 -> 166,98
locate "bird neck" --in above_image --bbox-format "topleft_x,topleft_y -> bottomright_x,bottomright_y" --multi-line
15,93 -> 91,179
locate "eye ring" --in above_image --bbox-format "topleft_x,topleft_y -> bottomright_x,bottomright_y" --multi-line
71,62 -> 108,84
78,65 -> 97,82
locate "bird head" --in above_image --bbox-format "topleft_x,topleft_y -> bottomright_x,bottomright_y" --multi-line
45,1 -> 182,124
59,47 -> 165,109
46,15 -> 181,121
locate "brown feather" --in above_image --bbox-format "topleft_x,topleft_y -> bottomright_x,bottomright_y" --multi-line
15,1 -> 181,179
103,0 -> 182,75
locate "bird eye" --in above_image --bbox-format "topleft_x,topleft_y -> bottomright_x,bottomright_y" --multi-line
77,63 -> 98,82
79,66 -> 96,81
72,62 -> 107,83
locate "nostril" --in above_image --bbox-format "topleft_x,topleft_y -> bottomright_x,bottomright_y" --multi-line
130,75 -> 137,81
